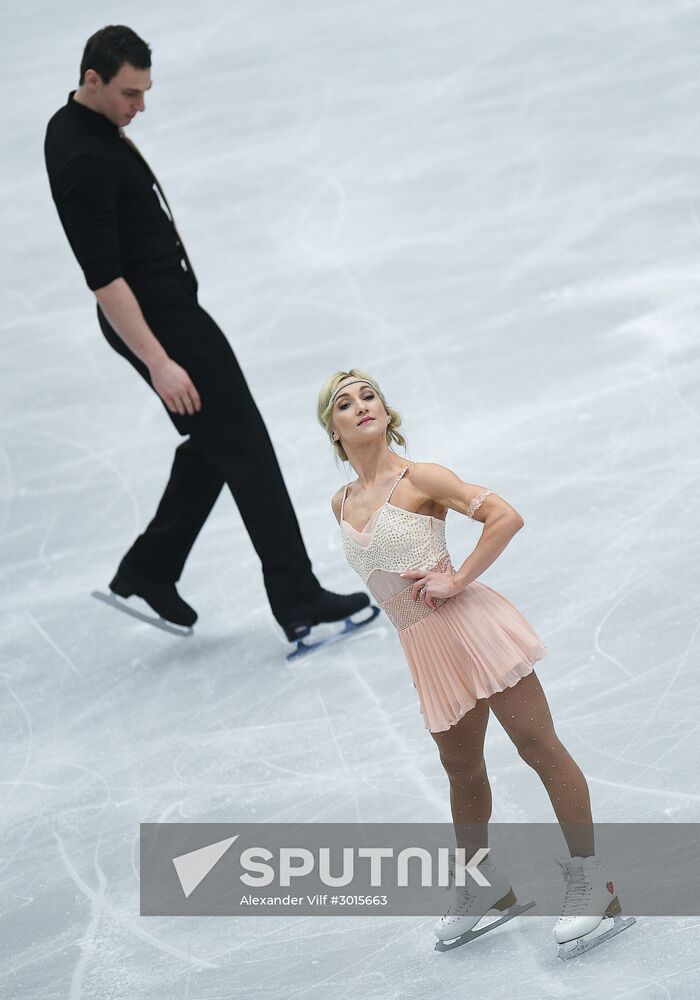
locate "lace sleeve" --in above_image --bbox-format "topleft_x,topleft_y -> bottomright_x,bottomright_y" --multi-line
466,489 -> 492,519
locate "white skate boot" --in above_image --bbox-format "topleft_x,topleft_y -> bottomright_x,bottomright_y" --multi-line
434,852 -> 535,952
554,855 -> 636,960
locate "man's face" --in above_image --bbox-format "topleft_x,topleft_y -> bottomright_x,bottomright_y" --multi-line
85,63 -> 152,127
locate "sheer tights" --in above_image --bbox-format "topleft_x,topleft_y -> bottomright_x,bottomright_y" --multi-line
430,671 -> 593,859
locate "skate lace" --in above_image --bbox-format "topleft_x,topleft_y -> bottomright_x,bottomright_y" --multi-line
556,859 -> 592,916
444,853 -> 495,916
446,884 -> 476,917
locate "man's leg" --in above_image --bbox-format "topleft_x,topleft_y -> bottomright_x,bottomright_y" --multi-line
168,302 -> 323,619
122,436 -> 224,583
191,397 -> 322,623
97,300 -> 224,586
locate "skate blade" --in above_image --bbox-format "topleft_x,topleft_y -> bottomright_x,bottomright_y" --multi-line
286,605 -> 380,661
435,900 -> 536,952
557,913 -> 637,960
91,590 -> 194,637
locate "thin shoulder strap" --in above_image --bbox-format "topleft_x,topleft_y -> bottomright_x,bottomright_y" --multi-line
340,483 -> 350,522
385,462 -> 414,503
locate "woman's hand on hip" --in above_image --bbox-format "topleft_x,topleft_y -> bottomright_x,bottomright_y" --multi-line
399,569 -> 463,609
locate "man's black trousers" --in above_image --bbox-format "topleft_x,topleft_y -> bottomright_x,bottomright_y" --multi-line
96,264 -> 321,625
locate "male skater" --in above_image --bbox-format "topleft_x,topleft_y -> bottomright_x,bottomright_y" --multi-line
44,25 -> 369,646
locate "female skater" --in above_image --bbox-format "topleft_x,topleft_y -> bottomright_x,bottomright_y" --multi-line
317,368 -> 635,958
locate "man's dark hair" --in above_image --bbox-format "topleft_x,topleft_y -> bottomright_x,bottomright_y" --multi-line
79,25 -> 151,86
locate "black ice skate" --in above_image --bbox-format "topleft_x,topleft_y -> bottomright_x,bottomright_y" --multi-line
91,562 -> 197,637
283,589 -> 379,660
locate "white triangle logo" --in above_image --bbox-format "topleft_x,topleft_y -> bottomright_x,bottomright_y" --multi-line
172,835 -> 239,898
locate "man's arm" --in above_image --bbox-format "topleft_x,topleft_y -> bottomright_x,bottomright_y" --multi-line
95,277 -> 201,416
54,149 -> 201,417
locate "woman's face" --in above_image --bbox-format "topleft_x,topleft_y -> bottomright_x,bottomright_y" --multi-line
331,380 -> 388,448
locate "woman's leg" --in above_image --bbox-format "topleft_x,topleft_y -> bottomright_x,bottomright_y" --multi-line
430,698 -> 492,858
487,671 -> 594,858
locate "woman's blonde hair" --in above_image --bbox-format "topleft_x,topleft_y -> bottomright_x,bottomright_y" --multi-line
316,367 -> 407,462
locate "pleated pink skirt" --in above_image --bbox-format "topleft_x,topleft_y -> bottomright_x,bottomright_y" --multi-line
398,581 -> 548,732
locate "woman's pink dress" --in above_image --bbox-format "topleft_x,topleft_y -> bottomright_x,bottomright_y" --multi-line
340,463 -> 548,732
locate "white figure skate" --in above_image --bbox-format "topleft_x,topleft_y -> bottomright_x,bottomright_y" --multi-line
434,852 -> 535,952
554,855 -> 636,960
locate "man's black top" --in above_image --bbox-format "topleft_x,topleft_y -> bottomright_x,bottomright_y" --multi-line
44,91 -> 190,291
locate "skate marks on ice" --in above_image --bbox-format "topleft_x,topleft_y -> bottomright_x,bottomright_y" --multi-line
4,0 -> 700,994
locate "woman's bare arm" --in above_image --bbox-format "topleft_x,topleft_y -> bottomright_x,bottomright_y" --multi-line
404,462 -> 524,592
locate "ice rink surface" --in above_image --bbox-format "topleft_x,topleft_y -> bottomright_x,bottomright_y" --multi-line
2,0 -> 700,996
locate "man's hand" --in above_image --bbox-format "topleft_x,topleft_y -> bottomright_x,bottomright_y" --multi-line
93,278 -> 203,416
148,357 -> 202,415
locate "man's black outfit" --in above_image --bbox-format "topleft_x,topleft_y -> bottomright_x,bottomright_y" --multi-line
44,91 -> 366,636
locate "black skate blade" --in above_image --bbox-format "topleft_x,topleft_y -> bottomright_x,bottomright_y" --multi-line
91,590 -> 194,637
557,913 -> 636,960
435,900 -> 536,952
286,605 -> 380,662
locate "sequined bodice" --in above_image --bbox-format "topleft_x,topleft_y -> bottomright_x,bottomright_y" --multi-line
341,501 -> 450,583
338,463 -> 491,631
